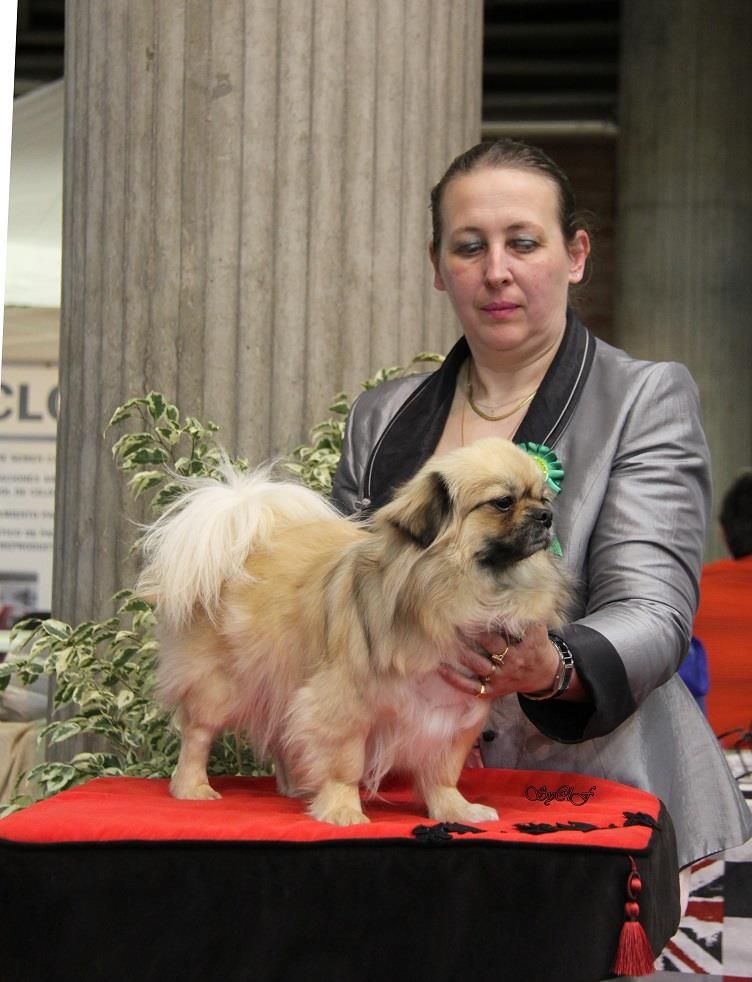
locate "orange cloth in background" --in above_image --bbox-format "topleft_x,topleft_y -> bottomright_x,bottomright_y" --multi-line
693,554 -> 752,739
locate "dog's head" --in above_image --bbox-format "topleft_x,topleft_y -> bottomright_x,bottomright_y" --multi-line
373,437 -> 556,571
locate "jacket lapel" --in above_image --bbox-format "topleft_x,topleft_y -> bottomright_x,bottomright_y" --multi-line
514,311 -> 594,448
365,338 -> 468,510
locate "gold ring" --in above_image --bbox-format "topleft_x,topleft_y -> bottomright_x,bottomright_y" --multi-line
481,672 -> 494,685
490,644 -> 509,667
478,681 -> 487,698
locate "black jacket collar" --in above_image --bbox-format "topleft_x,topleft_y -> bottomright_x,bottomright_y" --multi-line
366,310 -> 595,510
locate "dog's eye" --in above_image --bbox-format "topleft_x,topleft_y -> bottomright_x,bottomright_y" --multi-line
491,496 -> 514,512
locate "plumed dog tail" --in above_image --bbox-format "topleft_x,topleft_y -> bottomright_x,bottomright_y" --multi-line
137,462 -> 339,629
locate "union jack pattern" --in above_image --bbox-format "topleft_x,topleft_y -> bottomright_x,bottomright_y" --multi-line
656,748 -> 752,979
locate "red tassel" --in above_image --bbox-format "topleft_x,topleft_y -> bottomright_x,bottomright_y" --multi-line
610,857 -> 656,977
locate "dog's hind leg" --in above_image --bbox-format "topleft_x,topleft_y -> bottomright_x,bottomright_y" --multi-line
170,710 -> 221,800
417,729 -> 499,825
272,754 -> 300,798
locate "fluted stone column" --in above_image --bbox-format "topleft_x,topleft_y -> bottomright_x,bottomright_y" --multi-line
615,0 -> 752,559
55,0 -> 482,623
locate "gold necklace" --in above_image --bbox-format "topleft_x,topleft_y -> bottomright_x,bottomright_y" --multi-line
466,379 -> 537,422
460,390 -> 530,446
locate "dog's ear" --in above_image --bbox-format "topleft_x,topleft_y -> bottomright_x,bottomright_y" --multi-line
382,470 -> 453,549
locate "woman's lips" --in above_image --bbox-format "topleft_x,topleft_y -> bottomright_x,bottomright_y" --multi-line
481,302 -> 519,320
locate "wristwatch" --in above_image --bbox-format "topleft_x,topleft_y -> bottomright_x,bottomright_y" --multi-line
521,633 -> 575,701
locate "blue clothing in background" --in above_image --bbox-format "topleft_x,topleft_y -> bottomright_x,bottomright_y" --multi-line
678,637 -> 710,715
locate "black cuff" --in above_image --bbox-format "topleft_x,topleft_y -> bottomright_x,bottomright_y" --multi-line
518,623 -> 636,743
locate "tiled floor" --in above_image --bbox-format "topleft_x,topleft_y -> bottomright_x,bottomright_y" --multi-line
654,748 -> 752,979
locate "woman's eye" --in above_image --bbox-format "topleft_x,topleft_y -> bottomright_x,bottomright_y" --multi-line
455,240 -> 484,257
510,238 -> 538,253
492,496 -> 514,512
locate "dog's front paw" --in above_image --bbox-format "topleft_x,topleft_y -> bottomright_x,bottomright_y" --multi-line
425,786 -> 498,825
311,803 -> 371,826
170,779 -> 222,801
453,801 -> 499,824
309,781 -> 370,826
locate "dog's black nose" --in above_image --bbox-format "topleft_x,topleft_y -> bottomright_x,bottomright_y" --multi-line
532,506 -> 553,528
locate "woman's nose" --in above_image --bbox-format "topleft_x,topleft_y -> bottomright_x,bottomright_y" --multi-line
484,245 -> 511,287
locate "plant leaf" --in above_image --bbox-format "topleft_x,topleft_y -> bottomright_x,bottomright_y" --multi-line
145,392 -> 167,420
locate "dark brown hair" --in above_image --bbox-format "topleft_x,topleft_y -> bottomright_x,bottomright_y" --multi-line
429,138 -> 580,252
720,471 -> 752,559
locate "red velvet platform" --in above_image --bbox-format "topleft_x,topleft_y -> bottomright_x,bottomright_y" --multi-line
0,768 -> 680,982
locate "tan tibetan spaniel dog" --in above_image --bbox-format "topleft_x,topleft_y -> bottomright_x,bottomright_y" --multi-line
138,437 -> 569,826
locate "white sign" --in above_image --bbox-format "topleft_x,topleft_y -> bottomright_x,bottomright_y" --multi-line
0,364 -> 58,627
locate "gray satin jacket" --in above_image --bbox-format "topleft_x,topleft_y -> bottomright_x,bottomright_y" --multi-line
332,312 -> 752,868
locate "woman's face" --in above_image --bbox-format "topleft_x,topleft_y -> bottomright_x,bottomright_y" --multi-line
430,166 -> 589,359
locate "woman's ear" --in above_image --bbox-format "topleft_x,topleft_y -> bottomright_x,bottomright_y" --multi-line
567,230 -> 590,284
429,242 -> 446,292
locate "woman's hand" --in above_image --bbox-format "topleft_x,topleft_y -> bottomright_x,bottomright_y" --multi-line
439,624 -> 587,702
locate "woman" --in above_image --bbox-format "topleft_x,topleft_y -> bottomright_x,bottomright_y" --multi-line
332,139 -> 752,876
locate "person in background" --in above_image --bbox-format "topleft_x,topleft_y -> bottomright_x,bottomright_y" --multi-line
693,470 -> 752,741
332,138 -> 752,903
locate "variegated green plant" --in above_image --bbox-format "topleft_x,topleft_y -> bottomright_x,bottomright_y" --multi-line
285,353 -> 442,493
109,390 -> 249,510
0,354 -> 442,812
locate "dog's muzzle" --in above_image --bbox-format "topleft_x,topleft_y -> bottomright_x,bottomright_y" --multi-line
530,505 -> 553,529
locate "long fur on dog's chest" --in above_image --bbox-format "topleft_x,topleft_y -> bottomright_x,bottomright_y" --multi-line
367,672 -> 488,764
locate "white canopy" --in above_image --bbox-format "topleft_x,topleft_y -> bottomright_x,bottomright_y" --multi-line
3,79 -> 63,363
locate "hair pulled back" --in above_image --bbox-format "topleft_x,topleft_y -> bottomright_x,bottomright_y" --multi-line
720,471 -> 752,559
430,138 -> 580,253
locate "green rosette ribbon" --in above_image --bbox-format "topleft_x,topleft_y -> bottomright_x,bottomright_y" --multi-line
517,441 -> 564,495
517,441 -> 564,557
